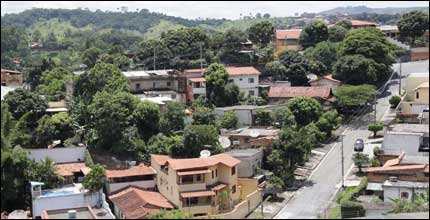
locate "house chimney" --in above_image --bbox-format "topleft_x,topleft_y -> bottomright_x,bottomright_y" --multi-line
389,176 -> 398,182
68,210 -> 77,219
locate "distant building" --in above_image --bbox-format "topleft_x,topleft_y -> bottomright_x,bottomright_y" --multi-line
397,72 -> 429,123
309,74 -> 342,90
41,206 -> 114,219
182,66 -> 261,103
221,127 -> 279,149
268,85 -> 335,109
1,68 -> 23,86
46,100 -> 69,113
382,124 -> 429,157
109,186 -> 174,219
225,149 -> 264,178
377,25 -> 399,38
275,29 -> 302,53
215,104 -> 288,127
382,179 -> 429,203
350,20 -> 377,29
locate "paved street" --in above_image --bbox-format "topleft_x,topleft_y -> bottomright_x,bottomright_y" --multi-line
273,61 -> 421,219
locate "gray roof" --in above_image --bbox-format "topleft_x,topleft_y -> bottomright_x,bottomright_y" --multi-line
388,124 -> 429,134
382,180 -> 429,189
122,69 -> 175,78
226,127 -> 279,137
225,148 -> 263,158
401,155 -> 430,164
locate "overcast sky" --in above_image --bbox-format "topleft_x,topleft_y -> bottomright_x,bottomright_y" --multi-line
1,1 -> 429,19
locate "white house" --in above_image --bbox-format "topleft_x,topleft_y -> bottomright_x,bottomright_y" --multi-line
215,104 -> 288,127
382,179 -> 429,203
225,149 -> 264,178
382,124 -> 429,156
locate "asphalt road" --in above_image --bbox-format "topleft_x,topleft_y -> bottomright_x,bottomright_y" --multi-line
273,63 -> 412,219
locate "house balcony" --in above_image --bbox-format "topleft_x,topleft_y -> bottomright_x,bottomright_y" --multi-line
178,182 -> 207,192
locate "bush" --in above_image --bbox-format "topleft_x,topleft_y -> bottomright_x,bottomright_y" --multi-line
373,146 -> 380,156
337,177 -> 368,203
368,122 -> 384,137
370,158 -> 380,167
340,201 -> 365,218
389,95 -> 401,108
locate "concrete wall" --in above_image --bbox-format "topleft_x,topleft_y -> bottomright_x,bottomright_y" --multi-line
128,78 -> 178,92
106,180 -> 156,194
32,191 -> 100,217
405,76 -> 429,101
383,187 -> 428,202
414,87 -> 429,104
310,78 -> 340,89
27,146 -> 86,163
230,75 -> 259,97
383,133 -> 422,156
204,190 -> 261,219
228,153 -> 263,178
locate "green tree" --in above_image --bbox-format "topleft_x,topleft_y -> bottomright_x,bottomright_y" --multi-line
170,124 -> 222,158
267,176 -> 284,197
247,21 -> 275,47
334,84 -> 377,109
83,164 -> 105,192
32,30 -> 42,42
81,46 -> 102,68
205,63 -> 239,107
304,41 -> 338,71
271,107 -> 296,128
148,210 -> 194,219
328,25 -> 348,42
1,103 -> 15,150
192,106 -> 217,125
216,111 -> 238,129
3,88 -> 48,120
217,28 -> 247,64
136,39 -> 172,69
9,112 -> 35,148
278,50 -> 306,67
397,11 -> 429,45
299,20 -> 329,48
389,95 -> 401,108
300,122 -> 325,152
286,63 -> 309,86
368,122 -> 384,138
132,101 -> 160,141
333,54 -> 387,85
287,97 -> 323,127
139,134 -> 183,161
255,109 -> 273,126
265,61 -> 288,81
29,158 -> 63,189
159,102 -> 186,135
36,67 -> 72,101
352,152 -> 369,174
26,56 -> 56,90
35,112 -> 74,147
316,110 -> 341,139
336,20 -> 352,30
88,91 -> 139,150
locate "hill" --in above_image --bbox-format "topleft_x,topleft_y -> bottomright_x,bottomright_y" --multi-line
319,5 -> 428,15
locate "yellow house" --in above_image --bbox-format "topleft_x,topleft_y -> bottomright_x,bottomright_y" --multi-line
275,29 -> 302,53
398,73 -> 429,121
150,153 -> 260,217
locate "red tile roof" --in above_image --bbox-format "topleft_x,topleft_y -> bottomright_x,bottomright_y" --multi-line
180,190 -> 216,198
351,20 -> 377,26
109,187 -> 174,219
276,29 -> 302,40
105,164 -> 156,179
55,162 -> 90,177
366,164 -> 428,173
268,86 -> 332,99
151,153 -> 241,170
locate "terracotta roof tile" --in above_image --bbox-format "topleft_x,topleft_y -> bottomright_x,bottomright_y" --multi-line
152,153 -> 241,170
351,20 -> 377,26
180,190 -> 216,198
109,187 -> 174,219
55,162 -> 89,177
268,86 -> 332,98
106,164 -> 156,179
210,182 -> 228,191
276,29 -> 302,40
366,164 -> 428,173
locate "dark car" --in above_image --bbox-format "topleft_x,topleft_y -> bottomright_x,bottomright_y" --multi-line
354,138 -> 364,152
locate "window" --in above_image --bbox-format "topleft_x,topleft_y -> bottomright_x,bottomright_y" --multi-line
194,82 -> 201,88
416,92 -> 420,99
240,78 -> 243,81
181,175 -> 194,184
249,90 -> 255,96
167,82 -> 171,87
232,185 -> 236,193
211,170 -> 214,179
186,197 -> 198,205
231,166 -> 236,175
196,174 -> 202,182
135,83 -> 141,91
401,192 -> 409,199
248,78 -> 254,83
215,169 -> 218,177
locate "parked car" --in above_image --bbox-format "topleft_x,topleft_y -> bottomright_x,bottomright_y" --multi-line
354,138 -> 364,152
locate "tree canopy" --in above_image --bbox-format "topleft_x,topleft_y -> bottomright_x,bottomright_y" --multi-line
299,20 -> 329,48
247,21 -> 275,47
3,88 -> 48,120
397,10 -> 429,44
287,97 -> 323,127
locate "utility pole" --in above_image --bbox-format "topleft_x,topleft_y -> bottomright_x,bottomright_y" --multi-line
398,60 -> 402,95
153,47 -> 156,70
374,93 -> 377,123
341,134 -> 345,189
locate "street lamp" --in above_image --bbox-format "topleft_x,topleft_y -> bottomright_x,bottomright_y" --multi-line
339,133 -> 346,189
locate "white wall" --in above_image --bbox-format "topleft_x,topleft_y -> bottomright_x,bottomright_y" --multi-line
383,187 -> 428,203
230,75 -> 259,97
107,180 -> 156,194
383,133 -> 422,156
32,191 -> 100,217
27,147 -> 86,163
228,152 -> 263,178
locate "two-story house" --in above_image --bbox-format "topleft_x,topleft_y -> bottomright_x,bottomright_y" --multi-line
183,67 -> 261,103
151,153 -> 260,217
397,73 -> 429,122
275,29 -> 302,53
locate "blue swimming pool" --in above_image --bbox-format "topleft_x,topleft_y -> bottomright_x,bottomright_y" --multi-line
41,187 -> 80,197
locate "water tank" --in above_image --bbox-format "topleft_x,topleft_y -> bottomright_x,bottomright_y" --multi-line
389,176 -> 398,182
200,150 -> 211,158
68,210 -> 77,219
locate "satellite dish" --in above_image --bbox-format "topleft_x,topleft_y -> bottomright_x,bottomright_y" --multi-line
200,150 -> 211,158
250,130 -> 260,138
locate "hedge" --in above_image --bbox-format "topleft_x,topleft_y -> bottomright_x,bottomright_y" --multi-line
340,200 -> 365,218
337,177 -> 368,203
